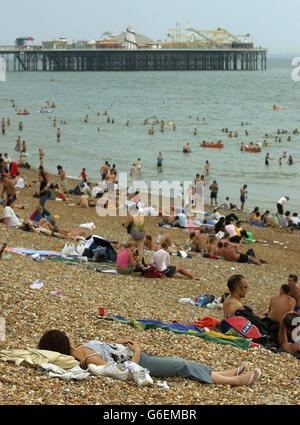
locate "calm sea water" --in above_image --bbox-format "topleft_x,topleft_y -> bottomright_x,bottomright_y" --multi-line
0,54 -> 299,212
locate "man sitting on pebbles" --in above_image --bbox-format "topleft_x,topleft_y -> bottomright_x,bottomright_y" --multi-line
221,241 -> 264,266
264,284 -> 296,322
150,241 -> 201,280
223,274 -> 251,318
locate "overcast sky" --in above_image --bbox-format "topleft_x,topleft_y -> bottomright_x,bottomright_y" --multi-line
1,0 -> 299,54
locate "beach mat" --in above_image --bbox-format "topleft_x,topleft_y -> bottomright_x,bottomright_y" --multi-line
97,315 -> 252,350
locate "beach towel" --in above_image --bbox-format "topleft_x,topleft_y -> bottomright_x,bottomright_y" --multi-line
0,348 -> 79,369
98,315 -> 252,350
192,316 -> 220,331
7,247 -> 61,257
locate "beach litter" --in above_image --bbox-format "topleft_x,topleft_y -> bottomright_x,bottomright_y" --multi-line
79,222 -> 95,230
51,290 -> 68,299
157,381 -> 170,389
29,280 -> 44,289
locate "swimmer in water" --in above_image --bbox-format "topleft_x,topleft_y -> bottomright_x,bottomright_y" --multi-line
136,158 -> 142,176
265,153 -> 273,166
205,160 -> 210,175
194,128 -> 198,135
182,143 -> 191,153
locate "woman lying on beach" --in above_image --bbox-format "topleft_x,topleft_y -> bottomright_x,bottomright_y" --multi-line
38,329 -> 262,387
21,221 -> 89,240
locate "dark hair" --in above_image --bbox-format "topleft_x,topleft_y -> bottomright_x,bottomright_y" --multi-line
289,274 -> 298,283
38,330 -> 71,355
284,313 -> 300,332
280,284 -> 291,294
161,241 -> 169,249
227,274 -> 245,292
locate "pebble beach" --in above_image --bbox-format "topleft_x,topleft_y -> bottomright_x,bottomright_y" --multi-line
0,167 -> 299,406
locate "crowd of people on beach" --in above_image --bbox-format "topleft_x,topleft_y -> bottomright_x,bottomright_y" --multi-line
0,105 -> 299,391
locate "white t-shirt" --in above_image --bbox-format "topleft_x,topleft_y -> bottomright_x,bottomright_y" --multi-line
4,206 -> 21,227
178,213 -> 187,228
278,197 -> 287,205
224,224 -> 237,238
212,211 -> 224,221
150,249 -> 170,272
221,199 -> 231,209
15,178 -> 25,189
291,216 -> 300,225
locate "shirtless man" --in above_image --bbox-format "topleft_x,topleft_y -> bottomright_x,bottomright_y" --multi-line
287,274 -> 300,312
39,148 -> 44,167
240,184 -> 247,211
100,161 -> 110,181
56,128 -> 61,141
206,236 -> 218,256
144,235 -> 159,251
222,242 -> 263,266
182,143 -> 191,153
1,174 -> 17,202
223,274 -> 249,318
209,180 -> 218,207
57,165 -> 67,193
129,164 -> 136,183
266,284 -> 296,322
189,229 -> 209,252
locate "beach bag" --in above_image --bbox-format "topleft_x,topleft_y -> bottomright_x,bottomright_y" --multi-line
220,316 -> 262,340
143,266 -> 166,279
194,294 -> 215,307
92,247 -> 108,261
61,243 -> 76,256
82,235 -> 117,262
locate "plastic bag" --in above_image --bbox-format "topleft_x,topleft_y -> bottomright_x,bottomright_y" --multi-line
61,243 -> 75,256
79,222 -> 95,230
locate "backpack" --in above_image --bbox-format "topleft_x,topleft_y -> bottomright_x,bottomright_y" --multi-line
143,266 -> 166,279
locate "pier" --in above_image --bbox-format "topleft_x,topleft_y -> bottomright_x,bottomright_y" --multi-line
0,47 -> 267,71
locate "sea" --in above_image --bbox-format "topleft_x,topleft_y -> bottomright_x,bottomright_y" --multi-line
0,53 -> 299,212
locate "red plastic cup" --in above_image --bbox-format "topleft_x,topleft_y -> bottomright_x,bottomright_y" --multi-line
99,307 -> 105,317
